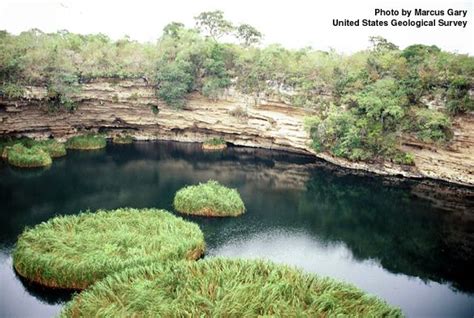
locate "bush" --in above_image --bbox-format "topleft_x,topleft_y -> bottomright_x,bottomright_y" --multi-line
6,144 -> 52,168
445,77 -> 473,114
410,108 -> 451,143
391,151 -> 415,166
0,83 -> 24,98
61,258 -> 403,317
156,60 -> 194,108
174,180 -> 245,217
13,208 -> 205,289
65,134 -> 106,150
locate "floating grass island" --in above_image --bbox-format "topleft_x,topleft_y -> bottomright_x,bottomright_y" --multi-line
22,139 -> 66,158
65,134 -> 106,150
13,208 -> 205,290
112,134 -> 133,144
202,137 -> 227,150
5,144 -> 52,168
61,258 -> 403,317
174,180 -> 245,217
1,138 -> 66,167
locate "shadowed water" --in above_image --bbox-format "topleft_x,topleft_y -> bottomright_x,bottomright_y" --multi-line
0,141 -> 473,317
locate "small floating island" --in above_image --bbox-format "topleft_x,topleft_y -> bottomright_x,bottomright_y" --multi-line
5,144 -> 52,168
65,134 -> 106,150
1,139 -> 66,168
174,180 -> 245,217
112,134 -> 133,144
202,137 -> 227,150
60,258 -> 403,317
13,208 -> 205,290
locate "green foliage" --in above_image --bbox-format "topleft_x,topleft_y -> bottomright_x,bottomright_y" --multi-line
369,36 -> 399,52
305,79 -> 412,163
61,258 -> 403,317
0,83 -> 24,98
203,137 -> 226,146
194,10 -> 233,40
162,22 -> 185,39
445,77 -> 473,114
112,134 -> 133,144
156,60 -> 194,108
1,18 -> 472,164
409,108 -> 451,143
46,72 -> 80,111
32,139 -> 67,158
174,180 -> 245,217
236,23 -> 263,47
65,134 -> 106,150
6,143 -> 52,168
13,208 -> 205,289
150,104 -> 159,114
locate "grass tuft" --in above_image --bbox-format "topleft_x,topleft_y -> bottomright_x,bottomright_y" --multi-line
202,137 -> 227,150
6,144 -> 52,168
65,134 -> 106,150
60,258 -> 403,317
174,180 -> 245,217
13,208 -> 205,290
33,139 -> 67,158
112,135 -> 133,144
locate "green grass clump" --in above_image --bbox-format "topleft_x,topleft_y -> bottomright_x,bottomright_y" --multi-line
6,144 -> 52,168
174,180 -> 245,217
65,134 -> 106,150
13,208 -> 205,290
203,137 -> 227,150
61,258 -> 403,317
34,140 -> 67,158
112,135 -> 133,144
1,138 -> 66,159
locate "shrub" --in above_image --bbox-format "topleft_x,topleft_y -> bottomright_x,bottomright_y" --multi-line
445,77 -> 473,114
13,208 -> 205,289
174,180 -> 245,217
0,83 -> 24,98
61,258 -> 403,317
156,60 -> 194,108
65,134 -> 106,150
391,151 -> 415,166
6,144 -> 52,168
112,135 -> 133,144
410,108 -> 451,143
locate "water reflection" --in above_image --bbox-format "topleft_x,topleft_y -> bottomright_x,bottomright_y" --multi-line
209,229 -> 474,318
0,141 -> 473,317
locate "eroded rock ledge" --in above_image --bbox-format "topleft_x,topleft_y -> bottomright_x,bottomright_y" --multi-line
0,78 -> 473,186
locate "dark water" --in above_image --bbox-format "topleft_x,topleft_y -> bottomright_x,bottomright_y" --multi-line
0,141 -> 473,317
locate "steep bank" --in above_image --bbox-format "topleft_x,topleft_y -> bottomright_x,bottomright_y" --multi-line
0,78 -> 473,186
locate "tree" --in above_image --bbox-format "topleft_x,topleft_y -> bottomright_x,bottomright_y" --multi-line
194,11 -> 233,40
163,22 -> 185,39
369,36 -> 399,53
236,24 -> 262,47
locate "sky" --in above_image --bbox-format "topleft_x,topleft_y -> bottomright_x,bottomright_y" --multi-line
0,0 -> 472,54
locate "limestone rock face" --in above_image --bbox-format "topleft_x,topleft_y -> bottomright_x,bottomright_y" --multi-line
0,78 -> 472,186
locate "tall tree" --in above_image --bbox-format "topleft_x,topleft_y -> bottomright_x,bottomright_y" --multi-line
236,24 -> 262,47
194,10 -> 233,41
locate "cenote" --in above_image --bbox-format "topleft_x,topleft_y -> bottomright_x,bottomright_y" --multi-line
0,141 -> 473,317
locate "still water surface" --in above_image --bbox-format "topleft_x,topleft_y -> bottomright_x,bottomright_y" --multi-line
0,141 -> 473,317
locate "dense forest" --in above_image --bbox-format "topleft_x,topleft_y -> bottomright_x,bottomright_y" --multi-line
1,11 -> 473,164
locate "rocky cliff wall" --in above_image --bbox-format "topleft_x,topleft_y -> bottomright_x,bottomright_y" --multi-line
1,78 -> 473,186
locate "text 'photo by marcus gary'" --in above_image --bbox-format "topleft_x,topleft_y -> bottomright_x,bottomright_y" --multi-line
334,8 -> 469,28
